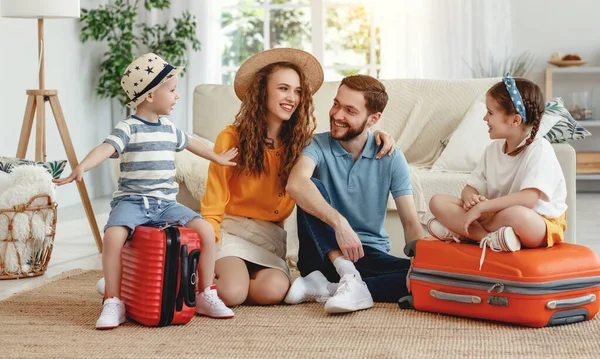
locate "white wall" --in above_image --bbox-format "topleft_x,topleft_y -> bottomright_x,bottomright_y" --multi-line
511,0 -> 600,192
511,0 -> 600,71
511,0 -> 600,103
0,14 -> 115,208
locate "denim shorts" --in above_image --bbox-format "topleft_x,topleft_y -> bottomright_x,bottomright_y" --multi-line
104,195 -> 202,235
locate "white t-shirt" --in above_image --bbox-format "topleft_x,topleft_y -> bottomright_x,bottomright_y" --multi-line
466,137 -> 567,218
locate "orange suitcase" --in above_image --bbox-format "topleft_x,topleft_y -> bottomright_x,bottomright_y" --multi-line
399,239 -> 600,327
121,226 -> 201,327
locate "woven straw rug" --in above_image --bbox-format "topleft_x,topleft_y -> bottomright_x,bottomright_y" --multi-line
1,270 -> 599,359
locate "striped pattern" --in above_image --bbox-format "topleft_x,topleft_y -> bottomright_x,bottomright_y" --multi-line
104,116 -> 188,200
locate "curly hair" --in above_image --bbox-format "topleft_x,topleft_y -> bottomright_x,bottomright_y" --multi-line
487,78 -> 545,156
233,62 -> 317,188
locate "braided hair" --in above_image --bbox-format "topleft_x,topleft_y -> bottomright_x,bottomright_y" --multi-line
487,78 -> 545,156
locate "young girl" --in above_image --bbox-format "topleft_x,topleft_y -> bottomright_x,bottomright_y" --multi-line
427,73 -> 567,269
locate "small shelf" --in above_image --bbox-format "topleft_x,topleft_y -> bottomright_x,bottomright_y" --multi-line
577,174 -> 600,181
548,66 -> 600,73
578,120 -> 600,127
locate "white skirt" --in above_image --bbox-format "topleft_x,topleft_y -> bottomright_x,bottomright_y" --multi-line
217,214 -> 289,278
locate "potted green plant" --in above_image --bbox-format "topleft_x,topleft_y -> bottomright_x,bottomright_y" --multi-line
80,0 -> 201,112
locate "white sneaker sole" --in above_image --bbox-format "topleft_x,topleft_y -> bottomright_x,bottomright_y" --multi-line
195,308 -> 235,319
324,297 -> 374,314
427,219 -> 459,242
96,316 -> 126,330
500,227 -> 521,252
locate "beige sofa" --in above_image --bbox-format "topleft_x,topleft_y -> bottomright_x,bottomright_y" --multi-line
175,78 -> 577,263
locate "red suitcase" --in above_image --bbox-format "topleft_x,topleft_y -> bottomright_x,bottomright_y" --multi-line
400,239 -> 600,327
121,225 -> 201,327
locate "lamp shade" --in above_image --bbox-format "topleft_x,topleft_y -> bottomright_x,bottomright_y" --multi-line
1,0 -> 80,19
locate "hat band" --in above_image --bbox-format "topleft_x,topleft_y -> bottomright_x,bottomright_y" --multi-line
131,64 -> 174,103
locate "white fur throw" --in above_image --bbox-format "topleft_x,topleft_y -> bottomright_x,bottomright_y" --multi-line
0,165 -> 56,274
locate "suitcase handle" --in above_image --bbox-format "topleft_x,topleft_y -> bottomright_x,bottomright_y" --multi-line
186,249 -> 200,307
176,245 -> 189,312
176,247 -> 201,311
430,290 -> 482,304
546,294 -> 597,310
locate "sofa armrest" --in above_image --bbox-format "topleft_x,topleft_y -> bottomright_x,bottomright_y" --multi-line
552,143 -> 576,243
174,149 -> 210,212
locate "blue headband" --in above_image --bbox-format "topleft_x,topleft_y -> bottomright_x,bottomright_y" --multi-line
502,72 -> 527,123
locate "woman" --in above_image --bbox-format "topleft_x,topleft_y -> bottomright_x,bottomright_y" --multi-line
201,48 -> 395,306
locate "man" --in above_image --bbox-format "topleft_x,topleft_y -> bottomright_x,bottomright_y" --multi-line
284,75 -> 423,313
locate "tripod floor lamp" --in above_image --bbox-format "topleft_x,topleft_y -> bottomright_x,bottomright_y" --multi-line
1,0 -> 102,252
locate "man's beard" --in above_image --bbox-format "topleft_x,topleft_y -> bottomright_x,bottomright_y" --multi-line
329,116 -> 368,141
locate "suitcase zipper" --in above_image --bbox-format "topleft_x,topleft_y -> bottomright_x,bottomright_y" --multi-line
411,269 -> 600,295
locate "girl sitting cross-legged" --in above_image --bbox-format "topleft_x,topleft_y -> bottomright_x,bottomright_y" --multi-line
427,73 -> 567,269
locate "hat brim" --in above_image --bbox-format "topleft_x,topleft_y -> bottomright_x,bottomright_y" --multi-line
126,66 -> 185,108
233,48 -> 324,101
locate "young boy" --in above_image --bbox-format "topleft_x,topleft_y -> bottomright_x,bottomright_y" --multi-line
55,53 -> 238,329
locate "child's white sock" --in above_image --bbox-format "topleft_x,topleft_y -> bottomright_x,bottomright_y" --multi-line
333,256 -> 362,280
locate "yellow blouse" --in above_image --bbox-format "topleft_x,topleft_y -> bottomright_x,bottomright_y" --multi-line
201,125 -> 295,240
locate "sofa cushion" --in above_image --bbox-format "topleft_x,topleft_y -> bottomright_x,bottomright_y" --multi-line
0,157 -> 67,180
430,99 -> 489,173
543,97 -> 592,143
431,98 -> 566,173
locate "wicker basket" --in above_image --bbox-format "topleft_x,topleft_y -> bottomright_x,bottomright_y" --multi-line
0,194 -> 58,279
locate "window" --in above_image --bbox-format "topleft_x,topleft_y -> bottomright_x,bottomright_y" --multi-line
220,0 -> 381,84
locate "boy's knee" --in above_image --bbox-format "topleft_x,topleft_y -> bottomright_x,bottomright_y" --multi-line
103,226 -> 129,246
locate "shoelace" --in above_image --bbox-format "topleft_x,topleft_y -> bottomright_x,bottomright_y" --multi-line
449,234 -> 462,243
479,235 -> 502,270
334,276 -> 354,296
101,301 -> 122,317
204,291 -> 226,308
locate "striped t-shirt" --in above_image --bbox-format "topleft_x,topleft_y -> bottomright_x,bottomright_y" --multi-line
104,115 -> 189,201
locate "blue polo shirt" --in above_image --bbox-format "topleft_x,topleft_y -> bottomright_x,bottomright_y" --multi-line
303,131 -> 412,253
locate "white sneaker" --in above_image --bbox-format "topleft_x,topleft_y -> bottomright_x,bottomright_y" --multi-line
284,271 -> 331,304
479,226 -> 521,270
96,277 -> 105,296
96,297 -> 126,329
427,218 -> 462,242
324,274 -> 373,314
195,285 -> 235,319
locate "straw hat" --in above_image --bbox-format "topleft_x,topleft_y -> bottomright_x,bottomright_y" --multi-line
121,53 -> 184,108
233,48 -> 324,101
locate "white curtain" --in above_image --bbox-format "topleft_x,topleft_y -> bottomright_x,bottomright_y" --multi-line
378,0 -> 512,79
138,0 -> 221,132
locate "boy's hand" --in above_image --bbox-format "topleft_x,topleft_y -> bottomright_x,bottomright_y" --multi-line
53,166 -> 84,186
214,148 -> 238,166
462,194 -> 486,211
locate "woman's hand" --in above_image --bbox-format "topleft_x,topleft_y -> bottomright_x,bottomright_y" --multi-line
373,130 -> 396,158
214,148 -> 239,166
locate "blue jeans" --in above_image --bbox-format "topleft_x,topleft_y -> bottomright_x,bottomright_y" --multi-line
104,195 -> 201,236
296,178 -> 411,303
